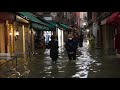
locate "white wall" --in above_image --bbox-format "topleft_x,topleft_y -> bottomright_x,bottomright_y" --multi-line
80,12 -> 84,18
93,23 -> 97,37
92,23 -> 99,48
80,12 -> 87,19
58,28 -> 64,47
80,12 -> 87,28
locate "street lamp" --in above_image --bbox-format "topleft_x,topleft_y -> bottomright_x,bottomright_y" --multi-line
86,29 -> 89,32
82,22 -> 86,26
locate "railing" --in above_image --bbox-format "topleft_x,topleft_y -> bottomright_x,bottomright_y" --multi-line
0,56 -> 17,67
0,45 -> 33,68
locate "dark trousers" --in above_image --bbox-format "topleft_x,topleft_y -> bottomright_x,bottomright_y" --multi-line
52,58 -> 57,62
79,41 -> 83,47
50,49 -> 58,62
68,51 -> 76,60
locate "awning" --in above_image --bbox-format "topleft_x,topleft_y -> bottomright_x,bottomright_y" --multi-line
16,12 -> 71,31
17,12 -> 48,26
35,16 -> 56,28
49,21 -> 59,27
16,15 -> 29,24
31,23 -> 49,31
48,21 -> 71,30
33,12 -> 71,30
33,14 -> 71,30
58,23 -> 70,30
106,12 -> 120,26
16,12 -> 52,30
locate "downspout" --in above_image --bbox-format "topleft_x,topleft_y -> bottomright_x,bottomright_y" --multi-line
30,22 -> 33,54
13,13 -> 16,56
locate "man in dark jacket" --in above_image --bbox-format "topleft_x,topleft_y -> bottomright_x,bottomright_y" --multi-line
65,34 -> 78,60
49,35 -> 59,62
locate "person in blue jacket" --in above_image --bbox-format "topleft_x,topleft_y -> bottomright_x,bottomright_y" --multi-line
65,34 -> 78,60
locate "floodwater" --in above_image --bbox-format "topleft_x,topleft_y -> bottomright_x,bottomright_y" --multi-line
1,40 -> 120,78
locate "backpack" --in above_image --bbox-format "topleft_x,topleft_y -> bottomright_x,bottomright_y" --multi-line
66,41 -> 75,52
49,40 -> 58,49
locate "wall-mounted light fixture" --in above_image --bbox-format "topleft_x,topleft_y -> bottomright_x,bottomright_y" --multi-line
9,32 -> 12,36
15,29 -> 19,40
32,30 -> 36,35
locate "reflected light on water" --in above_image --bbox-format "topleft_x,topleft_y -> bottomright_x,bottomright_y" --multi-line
72,40 -> 98,78
1,39 -> 103,78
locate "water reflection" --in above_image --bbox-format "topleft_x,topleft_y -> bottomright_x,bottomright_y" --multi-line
72,41 -> 99,78
1,40 -> 104,78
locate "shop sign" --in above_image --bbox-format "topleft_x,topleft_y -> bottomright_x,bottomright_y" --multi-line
44,17 -> 52,20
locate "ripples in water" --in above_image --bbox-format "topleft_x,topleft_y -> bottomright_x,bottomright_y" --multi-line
1,40 -> 103,78
72,41 -> 100,78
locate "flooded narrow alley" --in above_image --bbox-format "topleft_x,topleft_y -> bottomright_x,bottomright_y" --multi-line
1,40 -> 120,78
1,12 -> 120,78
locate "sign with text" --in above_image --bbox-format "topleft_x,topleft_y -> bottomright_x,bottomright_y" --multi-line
44,17 -> 52,20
